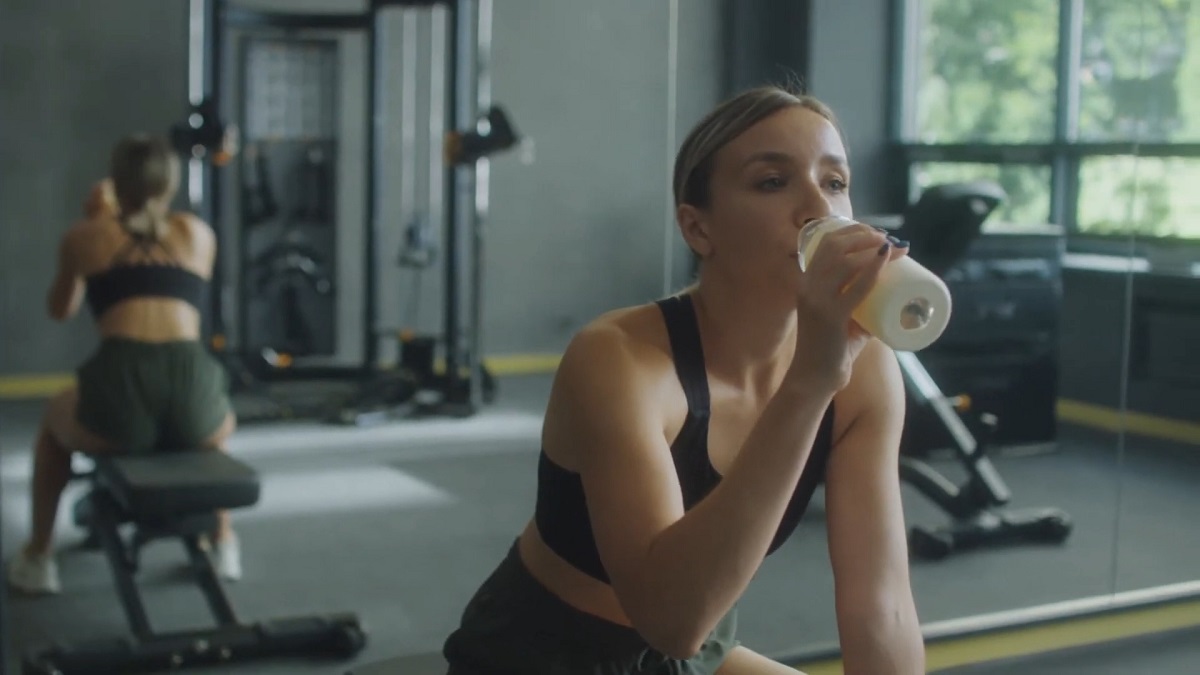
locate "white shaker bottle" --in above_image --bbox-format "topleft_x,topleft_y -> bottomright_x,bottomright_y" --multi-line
797,216 -> 952,352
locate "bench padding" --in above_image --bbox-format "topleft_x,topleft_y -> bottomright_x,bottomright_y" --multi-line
95,451 -> 261,520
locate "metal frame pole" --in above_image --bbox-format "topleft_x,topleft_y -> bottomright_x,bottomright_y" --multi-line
189,0 -> 226,343
441,0 -> 472,409
365,4 -> 382,371
468,0 -> 492,409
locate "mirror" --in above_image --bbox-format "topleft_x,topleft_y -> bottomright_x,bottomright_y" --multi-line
691,0 -> 1154,664
1105,0 -> 1200,598
887,0 -> 1125,631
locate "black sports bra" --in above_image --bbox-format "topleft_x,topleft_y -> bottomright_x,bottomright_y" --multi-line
85,231 -> 208,319
533,293 -> 836,583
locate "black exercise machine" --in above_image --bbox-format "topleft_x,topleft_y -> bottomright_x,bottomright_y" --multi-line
182,0 -> 517,424
22,451 -> 366,675
891,181 -> 1073,560
332,102 -> 518,424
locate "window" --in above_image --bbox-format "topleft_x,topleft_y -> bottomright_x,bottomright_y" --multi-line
1078,157 -> 1200,237
912,0 -> 1059,143
898,0 -> 1200,242
1079,0 -> 1200,143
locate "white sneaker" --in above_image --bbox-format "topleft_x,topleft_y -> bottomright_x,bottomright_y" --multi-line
6,549 -> 61,595
210,533 -> 242,582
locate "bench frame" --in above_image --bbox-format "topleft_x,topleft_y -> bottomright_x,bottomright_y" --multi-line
22,454 -> 368,675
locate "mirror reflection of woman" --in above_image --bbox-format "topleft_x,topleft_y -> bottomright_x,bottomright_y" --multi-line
7,134 -> 241,596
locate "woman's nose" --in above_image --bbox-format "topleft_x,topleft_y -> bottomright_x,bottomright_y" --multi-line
798,203 -> 834,227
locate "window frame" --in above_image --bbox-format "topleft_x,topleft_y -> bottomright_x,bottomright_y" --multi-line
891,0 -> 1200,250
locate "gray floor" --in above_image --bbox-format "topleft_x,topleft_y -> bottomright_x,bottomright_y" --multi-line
3,374 -> 1198,674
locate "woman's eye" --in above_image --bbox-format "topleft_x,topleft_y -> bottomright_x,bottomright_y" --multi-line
758,176 -> 786,191
827,178 -> 848,192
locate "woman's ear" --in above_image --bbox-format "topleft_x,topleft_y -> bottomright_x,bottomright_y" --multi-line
676,204 -> 713,259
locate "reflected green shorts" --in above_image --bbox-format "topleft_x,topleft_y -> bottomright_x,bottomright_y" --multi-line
443,540 -> 740,674
76,338 -> 232,453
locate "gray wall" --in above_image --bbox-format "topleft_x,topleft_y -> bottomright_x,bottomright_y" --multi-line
0,0 -> 189,375
808,0 -> 902,218
479,0 -> 721,354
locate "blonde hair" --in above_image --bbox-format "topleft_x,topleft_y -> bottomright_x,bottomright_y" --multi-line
109,134 -> 176,240
672,85 -> 842,210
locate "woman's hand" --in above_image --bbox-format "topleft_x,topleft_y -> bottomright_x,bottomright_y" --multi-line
787,221 -> 908,393
83,178 -> 116,220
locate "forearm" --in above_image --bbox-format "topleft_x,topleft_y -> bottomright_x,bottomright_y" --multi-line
47,274 -> 84,321
46,283 -> 74,321
636,383 -> 835,654
48,232 -> 84,321
838,598 -> 925,675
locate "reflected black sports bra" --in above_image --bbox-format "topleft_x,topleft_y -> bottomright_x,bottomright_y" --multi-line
534,293 -> 836,583
85,230 -> 208,319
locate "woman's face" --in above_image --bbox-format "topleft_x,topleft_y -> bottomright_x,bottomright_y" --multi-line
682,106 -> 852,292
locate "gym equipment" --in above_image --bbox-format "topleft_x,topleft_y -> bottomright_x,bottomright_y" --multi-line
186,0 -> 515,423
921,227 -> 1063,447
170,96 -> 235,166
249,231 -> 334,359
22,451 -> 366,675
332,99 -> 516,424
235,33 -> 341,370
239,143 -> 278,227
295,145 -> 334,224
890,181 -> 1073,560
445,104 -> 520,166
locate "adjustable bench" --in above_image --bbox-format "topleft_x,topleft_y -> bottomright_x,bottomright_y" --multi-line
22,450 -> 367,675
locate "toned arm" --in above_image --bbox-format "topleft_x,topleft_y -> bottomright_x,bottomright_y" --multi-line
555,321 -> 836,659
47,227 -> 86,321
825,339 -> 925,674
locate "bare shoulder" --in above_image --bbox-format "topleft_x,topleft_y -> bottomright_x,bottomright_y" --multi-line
568,303 -> 674,365
172,212 -> 216,246
543,301 -> 683,469
170,212 -> 217,269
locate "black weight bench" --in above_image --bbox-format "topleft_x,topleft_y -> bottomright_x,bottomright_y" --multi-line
22,450 -> 367,675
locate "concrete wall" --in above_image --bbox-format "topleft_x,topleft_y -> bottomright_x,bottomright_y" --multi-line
0,0 -> 189,375
478,0 -> 720,354
808,0 -> 905,217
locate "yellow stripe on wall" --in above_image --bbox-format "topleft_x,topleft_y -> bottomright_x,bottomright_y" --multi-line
480,353 -> 562,376
794,597 -> 1200,674
0,374 -> 75,399
1057,398 -> 1200,446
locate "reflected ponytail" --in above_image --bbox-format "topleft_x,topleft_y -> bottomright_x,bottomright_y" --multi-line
109,134 -> 175,240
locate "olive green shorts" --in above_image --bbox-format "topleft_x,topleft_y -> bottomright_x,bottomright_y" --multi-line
443,540 -> 740,674
76,338 -> 232,454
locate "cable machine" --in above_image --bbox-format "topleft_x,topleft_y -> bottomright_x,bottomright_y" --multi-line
185,0 -> 518,422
